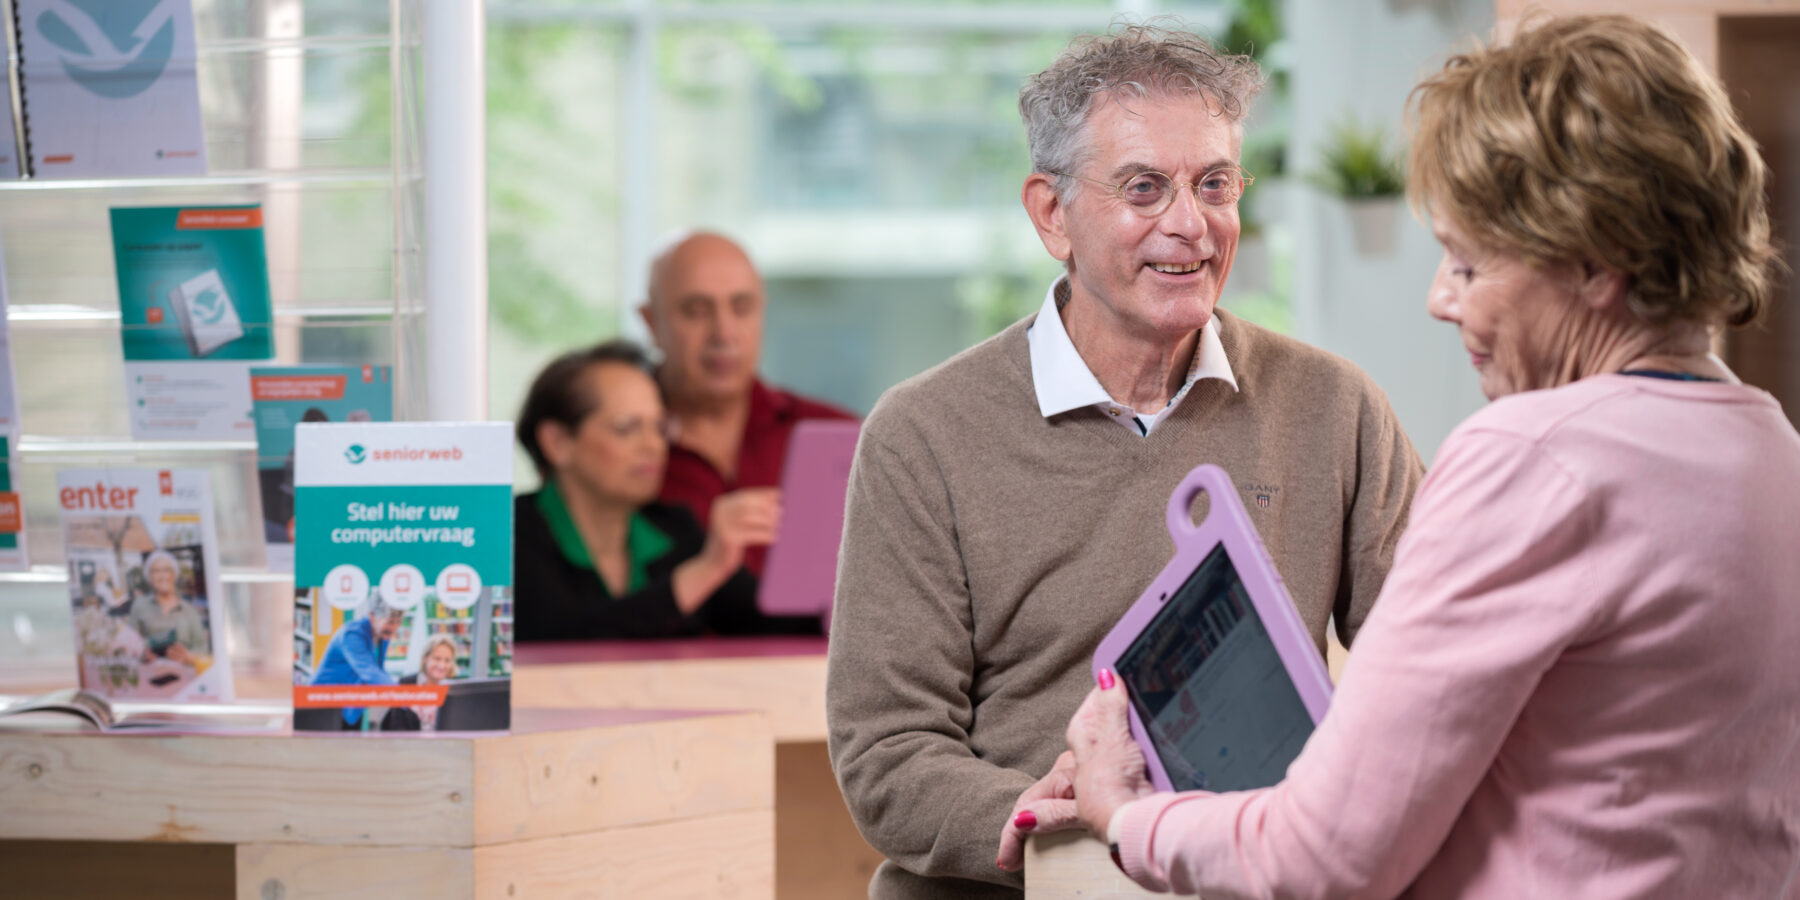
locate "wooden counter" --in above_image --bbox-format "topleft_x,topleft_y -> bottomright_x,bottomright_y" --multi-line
1026,831 -> 1158,899
0,707 -> 774,900
514,636 -> 831,742
514,637 -> 883,900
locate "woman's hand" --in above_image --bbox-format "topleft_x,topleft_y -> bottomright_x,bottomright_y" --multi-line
701,488 -> 782,572
673,488 -> 782,614
995,750 -> 1081,872
1066,669 -> 1155,840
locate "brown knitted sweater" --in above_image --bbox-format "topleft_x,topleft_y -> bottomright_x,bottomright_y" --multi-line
826,309 -> 1424,898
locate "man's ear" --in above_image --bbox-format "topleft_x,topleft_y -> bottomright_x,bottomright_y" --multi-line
1022,173 -> 1073,264
637,302 -> 659,343
1576,261 -> 1629,313
536,419 -> 575,472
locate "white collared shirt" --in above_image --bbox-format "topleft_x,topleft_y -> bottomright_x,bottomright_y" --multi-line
1026,276 -> 1238,436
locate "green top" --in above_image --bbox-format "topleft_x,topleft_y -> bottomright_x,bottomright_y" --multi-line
130,594 -> 211,657
535,480 -> 675,595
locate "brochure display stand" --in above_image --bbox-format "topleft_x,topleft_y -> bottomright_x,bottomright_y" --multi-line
0,1 -> 433,691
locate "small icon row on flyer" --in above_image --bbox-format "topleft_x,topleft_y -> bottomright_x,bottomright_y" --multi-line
321,563 -> 482,612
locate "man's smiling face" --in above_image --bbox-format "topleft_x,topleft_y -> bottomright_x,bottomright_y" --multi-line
1055,92 -> 1242,342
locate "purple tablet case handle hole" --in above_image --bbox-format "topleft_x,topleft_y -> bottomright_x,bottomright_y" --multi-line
1164,463 -> 1240,546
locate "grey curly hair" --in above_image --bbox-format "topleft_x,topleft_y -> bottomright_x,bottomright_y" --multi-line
1019,23 -> 1264,197
369,592 -> 407,621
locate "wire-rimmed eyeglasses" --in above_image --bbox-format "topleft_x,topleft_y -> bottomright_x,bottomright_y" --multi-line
1051,167 -> 1254,216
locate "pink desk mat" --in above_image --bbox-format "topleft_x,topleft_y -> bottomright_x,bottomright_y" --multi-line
514,635 -> 829,666
291,707 -> 734,738
1,706 -> 743,739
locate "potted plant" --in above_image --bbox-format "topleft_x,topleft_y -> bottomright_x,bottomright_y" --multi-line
1307,118 -> 1406,256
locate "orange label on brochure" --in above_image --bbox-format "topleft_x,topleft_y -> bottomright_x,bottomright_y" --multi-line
252,375 -> 348,401
146,306 -> 165,324
176,208 -> 264,230
293,685 -> 448,708
43,154 -> 73,164
0,492 -> 20,533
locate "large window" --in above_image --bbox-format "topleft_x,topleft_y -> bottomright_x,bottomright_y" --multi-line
485,0 -> 1289,438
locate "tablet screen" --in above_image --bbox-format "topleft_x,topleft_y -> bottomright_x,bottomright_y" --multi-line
1114,543 -> 1314,792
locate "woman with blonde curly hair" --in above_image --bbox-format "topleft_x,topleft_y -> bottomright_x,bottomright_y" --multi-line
1026,15 -> 1800,897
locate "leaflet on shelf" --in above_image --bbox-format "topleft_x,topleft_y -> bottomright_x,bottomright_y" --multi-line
58,467 -> 234,702
292,422 -> 513,732
110,205 -> 273,441
251,364 -> 394,571
0,247 -> 25,570
0,241 -> 21,434
0,83 -> 18,179
0,438 -> 25,571
14,0 -> 206,179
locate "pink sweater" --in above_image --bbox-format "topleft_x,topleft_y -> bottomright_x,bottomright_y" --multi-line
1115,375 -> 1800,898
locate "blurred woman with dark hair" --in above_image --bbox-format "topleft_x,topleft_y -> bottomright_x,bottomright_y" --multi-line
514,339 -> 799,640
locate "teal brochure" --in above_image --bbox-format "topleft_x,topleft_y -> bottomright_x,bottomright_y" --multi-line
110,205 -> 274,441
0,436 -> 23,569
251,365 -> 394,571
292,423 -> 513,732
111,205 -> 272,361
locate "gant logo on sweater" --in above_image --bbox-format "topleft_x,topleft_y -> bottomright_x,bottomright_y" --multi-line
1241,481 -> 1280,510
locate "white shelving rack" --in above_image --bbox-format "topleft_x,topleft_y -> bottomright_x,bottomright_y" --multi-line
0,0 -> 488,689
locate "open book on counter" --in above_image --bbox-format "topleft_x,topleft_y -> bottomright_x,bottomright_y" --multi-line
0,689 -> 286,733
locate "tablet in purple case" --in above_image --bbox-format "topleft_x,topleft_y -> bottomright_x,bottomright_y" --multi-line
1092,464 -> 1333,794
758,419 -> 860,622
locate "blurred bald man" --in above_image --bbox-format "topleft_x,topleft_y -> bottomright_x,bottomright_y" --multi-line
641,231 -> 856,578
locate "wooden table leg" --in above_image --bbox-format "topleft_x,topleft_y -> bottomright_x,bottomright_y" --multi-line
775,740 -> 885,899
0,839 -> 234,900
237,843 -> 475,900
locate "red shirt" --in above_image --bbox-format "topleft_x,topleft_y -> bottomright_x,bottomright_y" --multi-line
659,378 -> 858,576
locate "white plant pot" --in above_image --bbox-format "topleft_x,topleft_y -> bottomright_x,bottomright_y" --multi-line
1346,198 -> 1401,257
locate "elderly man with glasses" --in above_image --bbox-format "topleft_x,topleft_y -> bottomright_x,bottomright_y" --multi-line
826,25 -> 1424,898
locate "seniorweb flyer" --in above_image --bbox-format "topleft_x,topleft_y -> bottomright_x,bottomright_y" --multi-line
291,423 -> 513,732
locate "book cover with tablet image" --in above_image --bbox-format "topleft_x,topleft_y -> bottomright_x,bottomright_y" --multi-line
57,468 -> 234,702
110,205 -> 273,441
291,422 -> 513,733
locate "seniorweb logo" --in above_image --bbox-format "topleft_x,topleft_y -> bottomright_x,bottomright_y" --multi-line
345,443 -> 465,464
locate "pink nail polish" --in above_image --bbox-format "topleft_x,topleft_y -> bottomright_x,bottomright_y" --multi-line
1098,668 -> 1116,690
1014,810 -> 1037,831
